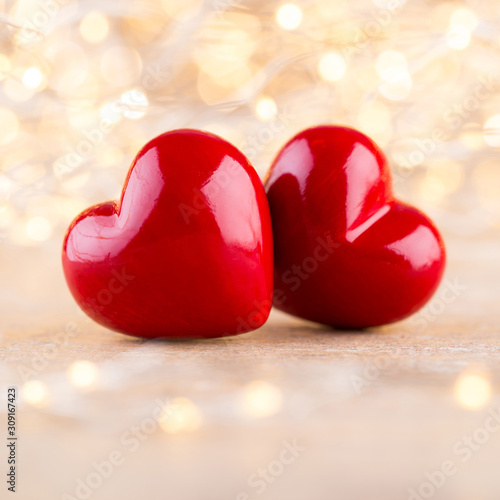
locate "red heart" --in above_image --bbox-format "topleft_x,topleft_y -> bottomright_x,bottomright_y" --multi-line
264,126 -> 446,328
63,130 -> 273,339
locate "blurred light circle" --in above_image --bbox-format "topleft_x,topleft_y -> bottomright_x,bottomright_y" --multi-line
256,97 -> 278,121
240,380 -> 283,418
446,26 -> 471,50
376,50 -> 407,82
450,7 -> 478,31
276,4 -> 303,30
22,380 -> 49,407
79,11 -> 110,44
68,361 -> 99,388
379,73 -> 412,100
120,90 -> 148,119
159,397 -> 203,434
26,216 -> 52,242
101,102 -> 122,125
22,67 -> 44,89
318,53 -> 346,82
454,372 -> 491,410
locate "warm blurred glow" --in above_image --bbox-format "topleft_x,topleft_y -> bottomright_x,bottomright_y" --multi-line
473,161 -> 500,215
26,216 -> 52,242
240,380 -> 283,418
450,7 -> 478,31
159,397 -> 203,434
197,65 -> 255,105
256,97 -> 278,121
0,175 -> 12,203
46,42 -> 89,94
68,361 -> 99,388
22,67 -> 44,89
162,0 -> 203,18
376,50 -> 407,82
0,54 -> 11,80
454,371 -> 491,410
276,4 -> 303,30
101,102 -> 122,125
318,52 -> 346,82
79,11 -> 110,44
194,13 -> 260,100
4,77 -> 34,102
420,160 -> 464,201
357,102 -> 392,145
97,145 -> 125,168
0,108 -> 19,145
101,47 -> 142,87
483,114 -> 500,147
22,380 -> 49,407
120,90 -> 148,119
379,74 -> 412,101
446,26 -> 471,50
372,0 -> 407,9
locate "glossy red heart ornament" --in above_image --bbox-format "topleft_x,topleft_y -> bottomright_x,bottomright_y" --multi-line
264,126 -> 446,329
63,130 -> 273,339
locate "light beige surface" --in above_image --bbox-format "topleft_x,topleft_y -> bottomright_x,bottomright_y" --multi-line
1,235 -> 500,500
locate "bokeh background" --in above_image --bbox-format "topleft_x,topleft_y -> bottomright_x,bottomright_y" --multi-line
1,0 -> 500,316
1,0 -> 500,499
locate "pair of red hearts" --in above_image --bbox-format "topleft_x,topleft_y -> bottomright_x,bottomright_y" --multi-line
63,126 -> 445,339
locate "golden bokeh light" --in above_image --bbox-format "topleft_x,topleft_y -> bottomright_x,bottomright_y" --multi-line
318,52 -> 346,82
120,90 -> 148,120
379,74 -> 412,101
26,216 -> 52,242
276,4 -> 303,30
256,97 -> 278,121
450,7 -> 478,31
68,361 -> 99,388
376,50 -> 408,83
100,102 -> 122,125
22,66 -> 44,89
22,380 -> 49,407
79,11 -> 110,44
446,26 -> 471,50
159,397 -> 203,434
240,380 -> 283,418
454,371 -> 492,410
